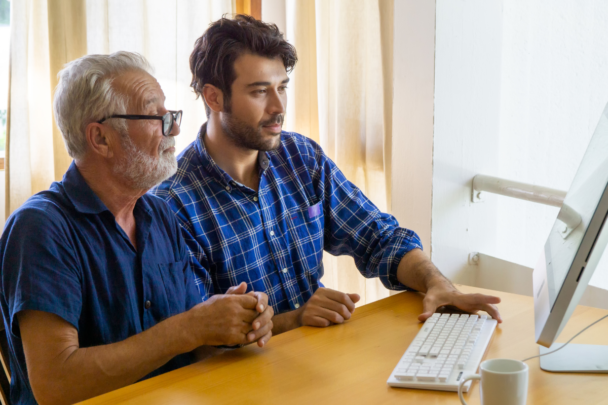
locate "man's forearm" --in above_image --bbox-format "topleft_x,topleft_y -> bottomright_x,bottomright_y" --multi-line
395,248 -> 455,293
271,309 -> 301,335
22,310 -> 199,405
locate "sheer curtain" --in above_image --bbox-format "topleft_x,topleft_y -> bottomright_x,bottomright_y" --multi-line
284,0 -> 395,305
6,0 -> 232,217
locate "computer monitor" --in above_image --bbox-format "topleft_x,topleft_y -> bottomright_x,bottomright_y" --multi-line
533,102 -> 608,373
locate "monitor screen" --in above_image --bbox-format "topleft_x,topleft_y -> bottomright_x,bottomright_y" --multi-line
543,111 -> 608,311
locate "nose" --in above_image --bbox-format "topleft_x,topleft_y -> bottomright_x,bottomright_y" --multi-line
267,88 -> 286,116
169,118 -> 181,137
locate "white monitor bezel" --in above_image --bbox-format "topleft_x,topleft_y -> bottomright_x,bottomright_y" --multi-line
534,115 -> 608,347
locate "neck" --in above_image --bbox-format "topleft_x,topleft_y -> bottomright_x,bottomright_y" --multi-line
205,114 -> 260,191
75,159 -> 145,224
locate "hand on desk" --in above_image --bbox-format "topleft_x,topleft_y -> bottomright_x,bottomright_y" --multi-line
417,278 -> 502,323
397,248 -> 502,324
297,287 -> 361,327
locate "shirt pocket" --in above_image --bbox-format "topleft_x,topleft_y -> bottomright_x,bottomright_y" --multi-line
158,260 -> 188,318
286,202 -> 325,278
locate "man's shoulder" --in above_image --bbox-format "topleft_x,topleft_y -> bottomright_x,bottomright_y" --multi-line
274,131 -> 324,162
273,131 -> 327,172
279,131 -> 321,153
7,186 -> 72,227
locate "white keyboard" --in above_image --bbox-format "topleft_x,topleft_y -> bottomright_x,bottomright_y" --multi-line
387,313 -> 497,392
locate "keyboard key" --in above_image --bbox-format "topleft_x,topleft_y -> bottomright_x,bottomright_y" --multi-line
417,373 -> 438,382
401,372 -> 417,381
419,345 -> 431,355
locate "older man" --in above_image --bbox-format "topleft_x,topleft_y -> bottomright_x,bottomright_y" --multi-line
0,51 -> 273,405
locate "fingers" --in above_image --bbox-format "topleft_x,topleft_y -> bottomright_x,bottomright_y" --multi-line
249,291 -> 269,313
419,291 -> 503,323
247,318 -> 273,343
307,316 -> 331,328
234,294 -> 259,310
251,306 -> 274,332
312,307 -> 346,325
347,293 -> 361,304
419,295 -> 440,322
480,303 -> 502,323
469,294 -> 502,322
320,299 -> 354,321
226,282 -> 248,295
256,330 -> 273,348
319,288 -> 357,313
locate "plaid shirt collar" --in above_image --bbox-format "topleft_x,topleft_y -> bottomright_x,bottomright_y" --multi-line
194,122 -> 271,192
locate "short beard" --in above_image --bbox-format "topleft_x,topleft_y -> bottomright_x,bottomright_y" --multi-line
220,111 -> 283,152
114,131 -> 178,190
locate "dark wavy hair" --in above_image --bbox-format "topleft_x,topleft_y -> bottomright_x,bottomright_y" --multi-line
190,14 -> 298,116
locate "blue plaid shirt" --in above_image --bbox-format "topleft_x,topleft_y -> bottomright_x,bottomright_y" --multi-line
153,124 -> 422,314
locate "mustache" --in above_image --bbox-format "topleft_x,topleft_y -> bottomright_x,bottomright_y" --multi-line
259,115 -> 284,127
158,136 -> 175,152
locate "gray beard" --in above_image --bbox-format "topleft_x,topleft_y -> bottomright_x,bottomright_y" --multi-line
114,134 -> 178,190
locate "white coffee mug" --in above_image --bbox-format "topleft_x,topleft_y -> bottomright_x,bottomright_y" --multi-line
458,358 -> 528,405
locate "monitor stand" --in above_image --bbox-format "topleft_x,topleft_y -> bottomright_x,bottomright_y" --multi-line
539,343 -> 608,373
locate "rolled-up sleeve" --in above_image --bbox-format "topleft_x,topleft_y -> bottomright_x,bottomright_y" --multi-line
314,145 -> 423,291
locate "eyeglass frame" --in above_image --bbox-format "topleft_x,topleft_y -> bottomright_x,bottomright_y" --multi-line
97,110 -> 183,136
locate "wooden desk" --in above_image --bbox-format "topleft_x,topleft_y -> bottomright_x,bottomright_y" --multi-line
79,286 -> 608,405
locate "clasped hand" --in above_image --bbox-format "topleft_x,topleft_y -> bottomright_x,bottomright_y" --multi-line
189,282 -> 274,348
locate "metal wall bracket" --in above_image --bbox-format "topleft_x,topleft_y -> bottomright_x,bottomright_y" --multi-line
471,174 -> 581,239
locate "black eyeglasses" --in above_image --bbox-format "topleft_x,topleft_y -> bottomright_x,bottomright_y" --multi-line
97,110 -> 183,136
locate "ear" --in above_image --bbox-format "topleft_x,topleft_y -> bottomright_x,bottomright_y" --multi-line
85,122 -> 117,159
202,84 -> 225,113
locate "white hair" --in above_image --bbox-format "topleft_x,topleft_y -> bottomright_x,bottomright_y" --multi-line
53,51 -> 154,159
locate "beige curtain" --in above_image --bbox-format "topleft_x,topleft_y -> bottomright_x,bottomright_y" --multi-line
6,0 -> 233,217
285,0 -> 394,305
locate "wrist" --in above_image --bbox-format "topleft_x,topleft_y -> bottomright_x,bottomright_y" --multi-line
426,274 -> 456,292
294,305 -> 304,328
177,307 -> 209,351
272,307 -> 304,335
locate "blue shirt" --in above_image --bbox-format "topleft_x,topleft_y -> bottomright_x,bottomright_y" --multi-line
0,162 -> 201,405
153,125 -> 422,314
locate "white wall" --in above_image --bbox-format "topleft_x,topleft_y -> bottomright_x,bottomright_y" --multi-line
432,0 -> 608,291
432,0 -> 504,284
391,0 -> 435,253
496,1 -> 608,291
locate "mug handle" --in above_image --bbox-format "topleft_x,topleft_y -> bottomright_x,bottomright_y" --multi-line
458,373 -> 481,405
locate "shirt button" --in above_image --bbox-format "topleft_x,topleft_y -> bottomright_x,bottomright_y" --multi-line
282,268 -> 288,273
270,231 -> 275,236
145,300 -> 152,309
294,303 -> 300,309
253,196 -> 259,202
225,186 -> 231,192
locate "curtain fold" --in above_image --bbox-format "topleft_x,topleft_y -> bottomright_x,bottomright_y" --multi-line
285,0 -> 394,305
6,0 -> 55,217
6,0 -> 233,218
